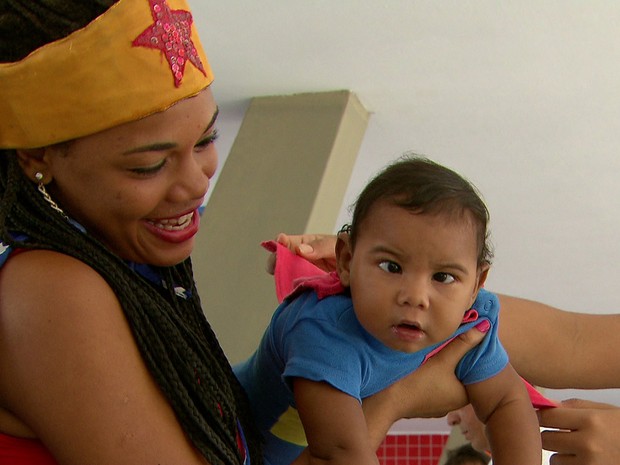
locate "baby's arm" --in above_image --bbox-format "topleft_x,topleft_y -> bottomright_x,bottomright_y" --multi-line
467,363 -> 541,465
293,377 -> 380,465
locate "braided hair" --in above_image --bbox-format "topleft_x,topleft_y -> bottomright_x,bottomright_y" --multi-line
0,2 -> 262,464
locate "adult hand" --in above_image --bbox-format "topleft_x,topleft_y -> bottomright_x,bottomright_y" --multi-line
359,325 -> 486,449
539,398 -> 620,465
367,325 -> 488,421
270,233 -> 338,273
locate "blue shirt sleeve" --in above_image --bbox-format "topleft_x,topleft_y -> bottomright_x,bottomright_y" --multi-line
275,292 -> 366,402
455,289 -> 509,384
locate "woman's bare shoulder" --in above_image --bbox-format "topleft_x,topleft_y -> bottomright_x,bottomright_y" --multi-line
0,250 -> 206,463
0,249 -> 122,344
0,248 -> 111,296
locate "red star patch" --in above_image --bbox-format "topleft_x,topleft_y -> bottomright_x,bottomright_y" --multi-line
132,0 -> 207,87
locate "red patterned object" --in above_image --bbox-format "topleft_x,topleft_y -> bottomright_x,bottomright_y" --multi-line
377,434 -> 449,465
133,0 -> 207,86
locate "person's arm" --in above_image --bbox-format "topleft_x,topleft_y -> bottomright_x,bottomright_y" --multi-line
497,294 -> 620,389
292,325 -> 488,465
363,324 -> 488,420
0,251 -> 208,465
276,235 -> 620,390
538,399 -> 620,465
287,324 -> 487,465
294,378 -> 379,465
359,326 -> 489,450
467,364 -> 541,465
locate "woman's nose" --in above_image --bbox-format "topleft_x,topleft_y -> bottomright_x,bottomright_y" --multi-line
172,147 -> 218,201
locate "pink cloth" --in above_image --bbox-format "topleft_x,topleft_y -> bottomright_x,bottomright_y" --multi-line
524,381 -> 559,409
262,241 -> 341,301
262,240 -> 557,410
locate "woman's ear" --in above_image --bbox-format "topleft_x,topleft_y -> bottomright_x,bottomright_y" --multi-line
15,148 -> 50,182
335,233 -> 353,287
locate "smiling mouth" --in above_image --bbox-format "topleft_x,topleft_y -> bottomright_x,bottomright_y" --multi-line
147,212 -> 194,231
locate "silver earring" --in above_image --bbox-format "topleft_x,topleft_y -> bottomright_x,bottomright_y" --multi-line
35,173 -> 68,220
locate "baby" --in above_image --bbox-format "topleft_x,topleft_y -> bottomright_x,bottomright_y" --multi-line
235,156 -> 541,465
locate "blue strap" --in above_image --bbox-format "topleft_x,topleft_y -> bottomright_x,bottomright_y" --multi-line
0,243 -> 12,268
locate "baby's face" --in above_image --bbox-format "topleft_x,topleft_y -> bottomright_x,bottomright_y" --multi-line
340,201 -> 486,353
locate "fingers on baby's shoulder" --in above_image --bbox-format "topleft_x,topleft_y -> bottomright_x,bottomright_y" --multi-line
275,233 -> 292,247
430,328 -> 485,366
302,234 -> 336,258
456,326 -> 486,347
275,233 -> 317,252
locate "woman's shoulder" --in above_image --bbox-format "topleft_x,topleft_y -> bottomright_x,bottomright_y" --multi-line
0,248 -> 128,362
0,248 -> 131,377
0,249 -> 201,463
2,247 -> 101,274
0,249 -> 118,313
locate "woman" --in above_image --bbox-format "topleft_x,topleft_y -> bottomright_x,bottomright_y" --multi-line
0,1 -> 258,463
0,1 -> 485,463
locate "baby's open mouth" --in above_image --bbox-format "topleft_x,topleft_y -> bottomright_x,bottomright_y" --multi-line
397,322 -> 420,330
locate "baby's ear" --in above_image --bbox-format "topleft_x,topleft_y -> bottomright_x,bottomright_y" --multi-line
335,234 -> 353,287
473,264 -> 490,299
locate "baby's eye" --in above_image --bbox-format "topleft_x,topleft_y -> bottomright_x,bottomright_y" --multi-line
195,129 -> 219,151
433,272 -> 456,284
130,159 -> 166,176
378,260 -> 401,274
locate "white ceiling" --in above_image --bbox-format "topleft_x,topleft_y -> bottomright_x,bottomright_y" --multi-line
191,1 -> 620,432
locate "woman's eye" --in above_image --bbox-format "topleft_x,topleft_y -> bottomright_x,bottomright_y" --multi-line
434,272 -> 456,284
130,159 -> 166,176
378,260 -> 401,274
195,129 -> 219,151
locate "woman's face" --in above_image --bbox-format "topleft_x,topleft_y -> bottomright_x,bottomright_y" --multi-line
43,88 -> 218,266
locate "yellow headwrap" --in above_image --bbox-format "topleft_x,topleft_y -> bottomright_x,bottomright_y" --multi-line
0,0 -> 214,149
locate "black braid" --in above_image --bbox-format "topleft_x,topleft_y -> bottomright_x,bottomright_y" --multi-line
0,1 -> 263,463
